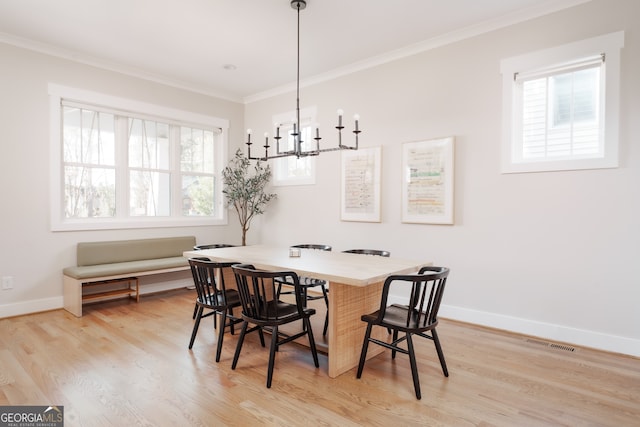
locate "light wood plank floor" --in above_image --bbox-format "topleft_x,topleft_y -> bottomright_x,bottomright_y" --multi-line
1,289 -> 638,426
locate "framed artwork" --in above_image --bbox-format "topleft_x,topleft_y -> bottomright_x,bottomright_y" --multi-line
401,137 -> 455,224
341,146 -> 382,222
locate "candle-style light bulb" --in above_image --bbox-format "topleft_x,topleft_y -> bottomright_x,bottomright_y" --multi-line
354,114 -> 360,132
274,123 -> 280,138
263,132 -> 270,157
247,128 -> 252,142
337,109 -> 344,127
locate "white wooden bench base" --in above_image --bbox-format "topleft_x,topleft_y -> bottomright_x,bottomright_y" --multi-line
63,266 -> 190,317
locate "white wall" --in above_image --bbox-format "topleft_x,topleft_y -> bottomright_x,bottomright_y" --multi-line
243,0 -> 640,356
0,43 -> 245,317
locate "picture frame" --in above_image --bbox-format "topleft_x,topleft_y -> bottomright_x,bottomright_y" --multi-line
341,146 -> 382,222
401,137 -> 455,224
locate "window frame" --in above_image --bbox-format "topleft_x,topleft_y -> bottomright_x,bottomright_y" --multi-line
49,84 -> 229,231
500,31 -> 624,174
271,107 -> 317,186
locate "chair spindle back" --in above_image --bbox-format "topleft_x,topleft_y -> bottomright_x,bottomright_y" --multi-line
189,258 -> 239,306
382,266 -> 449,329
233,264 -> 304,321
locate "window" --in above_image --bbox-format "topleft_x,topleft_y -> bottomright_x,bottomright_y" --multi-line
501,31 -> 624,173
272,107 -> 317,186
180,125 -> 218,216
49,84 -> 228,231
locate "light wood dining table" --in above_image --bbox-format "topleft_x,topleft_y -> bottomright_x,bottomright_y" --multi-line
183,244 -> 430,378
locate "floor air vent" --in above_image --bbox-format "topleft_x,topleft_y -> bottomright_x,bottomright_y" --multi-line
526,338 -> 576,352
549,343 -> 576,352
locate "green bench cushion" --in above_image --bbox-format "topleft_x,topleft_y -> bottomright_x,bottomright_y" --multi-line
76,236 -> 196,266
63,256 -> 189,280
64,236 -> 196,280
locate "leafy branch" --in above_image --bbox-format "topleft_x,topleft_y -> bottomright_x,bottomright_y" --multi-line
222,149 -> 277,245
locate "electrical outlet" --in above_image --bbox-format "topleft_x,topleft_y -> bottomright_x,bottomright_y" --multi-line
2,276 -> 14,290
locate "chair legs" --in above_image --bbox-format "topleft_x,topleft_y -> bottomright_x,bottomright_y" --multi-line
406,333 -> 421,400
304,317 -> 320,368
215,311 -> 227,363
190,304 -> 240,362
188,305 -> 204,349
391,329 -> 399,359
193,302 -> 218,330
357,325 -> 447,400
232,321 -> 267,370
231,322 -> 249,370
277,281 -> 331,337
321,285 -> 329,336
356,323 -> 373,379
309,286 -> 330,336
432,329 -> 449,377
323,312 -> 329,336
266,320 -> 318,388
232,317 -> 319,388
266,325 -> 279,388
227,307 -> 237,335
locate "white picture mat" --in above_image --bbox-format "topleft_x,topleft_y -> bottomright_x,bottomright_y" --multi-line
341,147 -> 382,222
401,137 -> 454,224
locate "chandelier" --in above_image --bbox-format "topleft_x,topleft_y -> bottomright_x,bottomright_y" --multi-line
246,0 -> 361,161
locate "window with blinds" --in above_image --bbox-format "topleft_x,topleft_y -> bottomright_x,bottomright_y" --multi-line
518,55 -> 602,161
501,32 -> 624,174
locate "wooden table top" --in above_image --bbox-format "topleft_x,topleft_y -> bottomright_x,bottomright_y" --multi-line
183,244 -> 429,286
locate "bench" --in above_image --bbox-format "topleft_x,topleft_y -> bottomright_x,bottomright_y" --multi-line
63,236 -> 196,317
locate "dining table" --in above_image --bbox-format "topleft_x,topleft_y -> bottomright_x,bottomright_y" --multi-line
183,244 -> 430,378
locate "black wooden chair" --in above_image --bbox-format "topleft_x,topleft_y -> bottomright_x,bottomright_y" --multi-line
231,264 -> 320,388
191,244 -> 236,318
193,243 -> 236,250
356,266 -> 450,399
342,248 -> 391,257
188,258 -> 243,362
276,244 -> 332,335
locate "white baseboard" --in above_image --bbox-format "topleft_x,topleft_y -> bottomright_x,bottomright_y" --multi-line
0,296 -> 64,318
439,304 -> 640,358
0,278 -> 192,319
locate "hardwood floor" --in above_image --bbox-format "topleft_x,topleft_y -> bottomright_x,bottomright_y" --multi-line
1,288 -> 638,426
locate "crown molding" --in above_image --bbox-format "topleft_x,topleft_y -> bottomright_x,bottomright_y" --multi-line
0,0 -> 592,105
0,31 -> 243,103
244,0 -> 593,104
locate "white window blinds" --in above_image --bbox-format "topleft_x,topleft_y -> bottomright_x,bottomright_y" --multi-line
517,55 -> 603,161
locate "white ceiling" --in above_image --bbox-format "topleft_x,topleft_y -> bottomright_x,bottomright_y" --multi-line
0,0 -> 589,102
